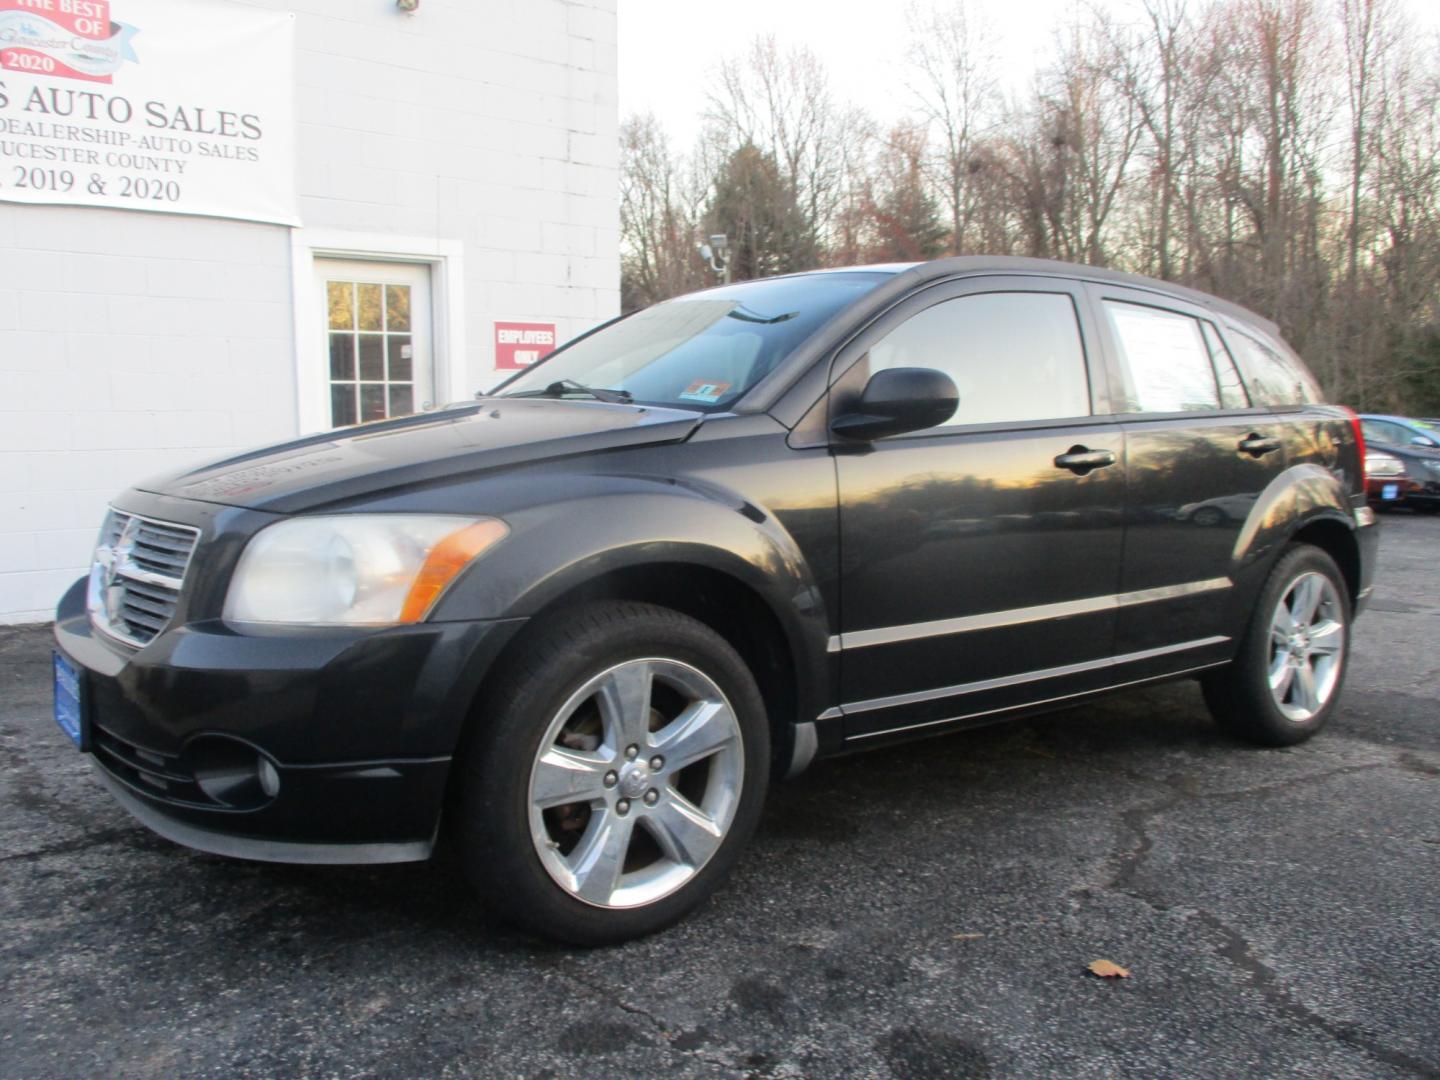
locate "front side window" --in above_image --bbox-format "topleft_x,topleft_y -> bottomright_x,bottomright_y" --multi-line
496,272 -> 888,411
867,291 -> 1092,426
1364,420 -> 1410,447
1403,420 -> 1439,446
1104,301 -> 1221,413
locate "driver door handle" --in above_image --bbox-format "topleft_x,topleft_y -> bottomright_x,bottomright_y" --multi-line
1238,434 -> 1281,457
1053,446 -> 1117,474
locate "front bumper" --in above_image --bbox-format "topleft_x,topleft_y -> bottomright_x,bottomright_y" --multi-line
1401,483 -> 1440,507
54,577 -> 524,863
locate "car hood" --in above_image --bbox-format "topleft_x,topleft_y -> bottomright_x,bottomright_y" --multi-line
136,399 -> 704,514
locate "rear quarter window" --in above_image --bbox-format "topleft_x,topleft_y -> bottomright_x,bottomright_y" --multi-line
1226,326 -> 1323,406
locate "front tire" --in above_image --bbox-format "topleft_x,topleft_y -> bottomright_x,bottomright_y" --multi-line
455,602 -> 770,945
1202,543 -> 1351,746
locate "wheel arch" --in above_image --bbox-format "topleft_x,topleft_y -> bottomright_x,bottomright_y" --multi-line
441,561 -> 814,809
1288,516 -> 1362,606
528,562 -> 805,770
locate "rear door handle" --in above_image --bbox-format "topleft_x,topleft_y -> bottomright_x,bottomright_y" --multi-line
1053,446 -> 1117,474
1238,434 -> 1281,457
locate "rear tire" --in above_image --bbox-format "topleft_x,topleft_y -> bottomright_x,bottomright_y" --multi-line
1201,543 -> 1351,747
455,601 -> 769,945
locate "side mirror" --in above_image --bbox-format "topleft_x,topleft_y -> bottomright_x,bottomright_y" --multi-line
1411,436 -> 1436,448
831,367 -> 958,441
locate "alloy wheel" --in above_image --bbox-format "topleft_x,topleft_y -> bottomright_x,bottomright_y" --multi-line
1267,571 -> 1345,722
527,658 -> 744,909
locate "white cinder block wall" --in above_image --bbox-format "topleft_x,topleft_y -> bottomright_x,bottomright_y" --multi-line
0,0 -> 620,622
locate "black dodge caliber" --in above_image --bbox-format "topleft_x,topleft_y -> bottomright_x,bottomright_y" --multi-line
54,257 -> 1377,944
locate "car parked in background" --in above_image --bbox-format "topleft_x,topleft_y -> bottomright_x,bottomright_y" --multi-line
1364,451 -> 1416,509
1360,415 -> 1440,513
1360,414 -> 1440,449
53,257 -> 1376,944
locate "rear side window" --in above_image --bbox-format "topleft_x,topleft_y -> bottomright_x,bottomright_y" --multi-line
1227,327 -> 1323,406
868,291 -> 1091,426
1103,301 -> 1220,412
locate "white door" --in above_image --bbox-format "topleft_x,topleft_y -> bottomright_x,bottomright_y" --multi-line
316,259 -> 433,427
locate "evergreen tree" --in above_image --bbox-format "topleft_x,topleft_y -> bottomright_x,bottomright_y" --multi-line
703,143 -> 818,281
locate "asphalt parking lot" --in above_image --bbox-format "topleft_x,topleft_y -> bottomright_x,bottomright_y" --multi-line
2,515 -> 1436,1079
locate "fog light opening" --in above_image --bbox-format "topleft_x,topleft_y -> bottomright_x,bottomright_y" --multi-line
188,736 -> 283,809
258,756 -> 281,798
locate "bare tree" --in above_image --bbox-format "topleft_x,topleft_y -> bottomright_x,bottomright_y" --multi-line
706,37 -> 856,251
905,1 -> 1001,253
619,114 -> 708,310
617,0 -> 1440,410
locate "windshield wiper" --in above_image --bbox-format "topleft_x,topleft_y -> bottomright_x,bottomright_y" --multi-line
727,305 -> 798,325
504,379 -> 634,404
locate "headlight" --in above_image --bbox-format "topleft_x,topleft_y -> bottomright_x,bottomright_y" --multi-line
223,515 -> 508,625
1426,460 -> 1440,476
1365,453 -> 1404,477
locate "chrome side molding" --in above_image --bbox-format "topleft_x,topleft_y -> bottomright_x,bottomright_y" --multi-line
839,635 -> 1230,717
833,578 -> 1231,652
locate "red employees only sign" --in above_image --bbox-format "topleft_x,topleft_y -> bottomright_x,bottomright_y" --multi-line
494,321 -> 555,371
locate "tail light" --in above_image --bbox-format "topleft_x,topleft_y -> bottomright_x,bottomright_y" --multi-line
1341,406 -> 1366,484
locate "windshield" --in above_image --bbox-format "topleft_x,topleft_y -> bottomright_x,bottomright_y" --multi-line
493,272 -> 889,411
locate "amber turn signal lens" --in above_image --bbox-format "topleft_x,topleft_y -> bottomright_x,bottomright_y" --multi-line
398,519 -> 509,622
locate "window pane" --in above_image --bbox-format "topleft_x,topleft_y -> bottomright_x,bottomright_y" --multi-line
358,334 -> 385,380
1365,422 -> 1405,445
388,335 -> 413,381
357,283 -> 383,332
1227,328 -> 1320,406
869,292 -> 1090,426
1104,302 -> 1220,412
329,333 -> 355,380
388,384 -> 415,416
360,384 -> 387,421
1201,322 -> 1249,409
327,282 -> 354,330
497,271 -> 888,410
386,285 -> 411,331
330,384 -> 357,426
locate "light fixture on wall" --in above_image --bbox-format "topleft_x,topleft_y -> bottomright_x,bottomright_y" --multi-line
396,0 -> 419,12
700,234 -> 731,285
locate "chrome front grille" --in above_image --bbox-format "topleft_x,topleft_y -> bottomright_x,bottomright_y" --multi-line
87,509 -> 200,647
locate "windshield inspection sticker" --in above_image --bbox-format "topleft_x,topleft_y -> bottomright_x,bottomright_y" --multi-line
679,380 -> 732,403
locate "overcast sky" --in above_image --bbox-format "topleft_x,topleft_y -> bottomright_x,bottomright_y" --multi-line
617,0 -> 1440,148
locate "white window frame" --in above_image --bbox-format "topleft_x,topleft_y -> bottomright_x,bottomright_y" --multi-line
290,229 -> 467,434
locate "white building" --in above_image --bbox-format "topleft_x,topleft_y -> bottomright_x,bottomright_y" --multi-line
0,0 -> 620,622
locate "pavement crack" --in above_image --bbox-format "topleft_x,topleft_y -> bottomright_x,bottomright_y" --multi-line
1097,762 -> 1392,898
1396,752 -> 1438,778
1189,908 -> 1438,1077
1080,763 -> 1439,1076
553,964 -> 739,1074
0,827 -> 146,864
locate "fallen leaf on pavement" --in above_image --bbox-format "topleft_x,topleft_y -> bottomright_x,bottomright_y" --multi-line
1088,959 -> 1130,979
952,933 -> 984,941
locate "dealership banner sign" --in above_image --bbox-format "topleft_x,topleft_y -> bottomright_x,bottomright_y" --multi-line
0,0 -> 297,224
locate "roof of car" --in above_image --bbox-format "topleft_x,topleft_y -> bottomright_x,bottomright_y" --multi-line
800,256 -> 1279,336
